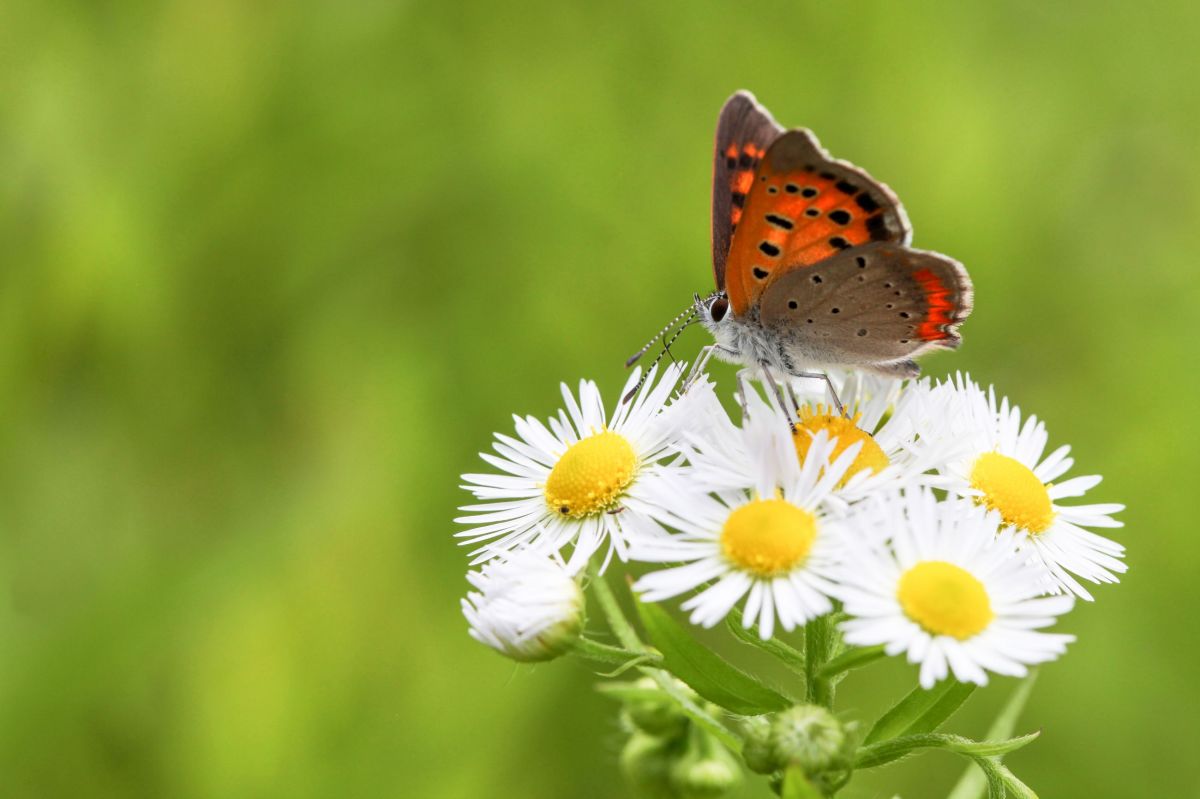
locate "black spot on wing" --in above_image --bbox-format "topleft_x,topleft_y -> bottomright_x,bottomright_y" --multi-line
753,266 -> 769,280
828,210 -> 851,225
759,241 -> 781,257
835,180 -> 858,195
856,193 -> 881,213
765,214 -> 794,230
866,214 -> 889,241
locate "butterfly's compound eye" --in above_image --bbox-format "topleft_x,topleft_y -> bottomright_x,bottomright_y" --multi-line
709,297 -> 729,322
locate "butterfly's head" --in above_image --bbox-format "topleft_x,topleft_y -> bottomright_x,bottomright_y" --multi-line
696,290 -> 734,338
695,291 -> 729,324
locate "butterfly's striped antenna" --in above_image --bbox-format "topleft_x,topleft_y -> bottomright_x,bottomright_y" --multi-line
625,302 -> 698,368
621,311 -> 699,405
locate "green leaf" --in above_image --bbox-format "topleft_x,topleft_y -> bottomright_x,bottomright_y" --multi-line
634,599 -> 794,715
781,766 -> 825,799
947,672 -> 1039,799
725,614 -> 807,678
855,732 -> 1040,769
864,679 -> 977,745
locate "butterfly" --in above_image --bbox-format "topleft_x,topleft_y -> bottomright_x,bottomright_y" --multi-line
629,91 -> 972,402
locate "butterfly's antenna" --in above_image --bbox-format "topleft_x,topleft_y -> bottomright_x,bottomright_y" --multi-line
625,302 -> 697,368
621,313 -> 700,404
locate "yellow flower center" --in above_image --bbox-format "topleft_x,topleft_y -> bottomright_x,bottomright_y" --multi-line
793,407 -> 890,484
969,452 -> 1055,534
897,561 -> 994,640
720,498 -> 817,578
543,431 -> 638,518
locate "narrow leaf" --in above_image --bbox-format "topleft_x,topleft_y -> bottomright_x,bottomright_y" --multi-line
635,599 -> 793,715
855,732 -> 1040,769
725,615 -> 807,675
948,673 -> 1039,799
865,679 -> 976,745
817,644 -> 886,680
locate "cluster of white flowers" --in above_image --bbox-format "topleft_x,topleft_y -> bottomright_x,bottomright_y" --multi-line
457,365 -> 1125,688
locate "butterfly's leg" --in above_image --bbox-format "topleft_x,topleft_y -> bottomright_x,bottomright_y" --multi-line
783,382 -> 802,418
681,344 -> 740,393
757,362 -> 797,432
793,371 -> 846,417
682,345 -> 717,391
733,368 -> 756,421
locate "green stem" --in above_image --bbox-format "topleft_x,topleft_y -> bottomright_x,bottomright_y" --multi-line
643,668 -> 743,753
590,571 -> 644,652
946,671 -> 1039,799
588,573 -> 742,753
571,637 -> 661,668
781,765 -> 827,799
805,616 -> 835,708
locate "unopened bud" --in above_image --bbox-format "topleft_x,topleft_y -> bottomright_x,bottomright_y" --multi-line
743,704 -> 848,776
461,551 -> 583,662
669,727 -> 743,799
624,677 -> 690,740
620,731 -> 682,799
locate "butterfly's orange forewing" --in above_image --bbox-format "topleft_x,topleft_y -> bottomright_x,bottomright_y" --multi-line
723,130 -> 911,316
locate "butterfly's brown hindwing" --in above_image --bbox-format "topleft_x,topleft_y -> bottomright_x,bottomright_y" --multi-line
758,242 -> 972,368
711,91 -> 784,291
725,130 -> 912,317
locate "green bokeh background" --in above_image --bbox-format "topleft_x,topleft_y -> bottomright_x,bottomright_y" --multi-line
1,2 -> 1196,797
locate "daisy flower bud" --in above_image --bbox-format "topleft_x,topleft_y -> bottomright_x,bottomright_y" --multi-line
742,705 -> 848,776
461,550 -> 584,663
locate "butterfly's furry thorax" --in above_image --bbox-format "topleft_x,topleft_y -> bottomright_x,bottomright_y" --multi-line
697,296 -> 794,374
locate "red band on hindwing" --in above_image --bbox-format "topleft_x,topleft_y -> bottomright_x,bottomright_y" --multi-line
912,268 -> 956,341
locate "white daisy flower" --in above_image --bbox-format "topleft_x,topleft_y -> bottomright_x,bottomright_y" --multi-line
834,489 -> 1075,688
461,549 -> 584,663
786,371 -> 963,505
630,390 -> 864,639
922,374 -> 1126,600
456,363 -> 688,571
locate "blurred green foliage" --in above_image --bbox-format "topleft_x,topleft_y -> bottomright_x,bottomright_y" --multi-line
0,1 -> 1197,797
